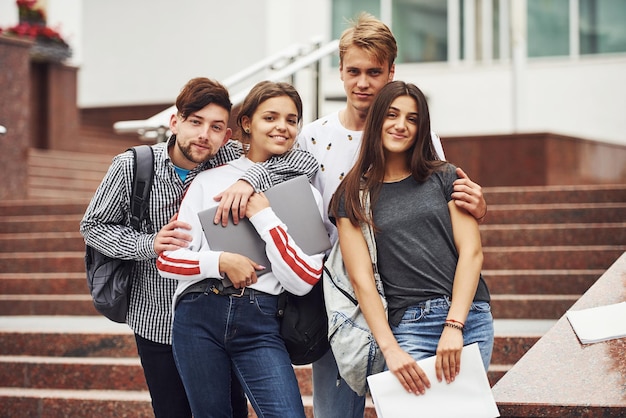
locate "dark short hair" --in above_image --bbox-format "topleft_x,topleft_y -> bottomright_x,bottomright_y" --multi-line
175,77 -> 232,120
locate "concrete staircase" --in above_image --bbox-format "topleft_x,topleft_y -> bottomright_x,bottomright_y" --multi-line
0,149 -> 624,417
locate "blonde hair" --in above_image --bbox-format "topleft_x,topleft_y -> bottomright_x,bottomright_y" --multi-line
338,12 -> 397,69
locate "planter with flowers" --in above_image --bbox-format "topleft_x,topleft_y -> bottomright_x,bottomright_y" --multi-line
0,0 -> 72,63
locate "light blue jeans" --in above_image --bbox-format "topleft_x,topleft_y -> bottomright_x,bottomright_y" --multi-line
172,291 -> 306,418
312,349 -> 365,418
390,297 -> 494,370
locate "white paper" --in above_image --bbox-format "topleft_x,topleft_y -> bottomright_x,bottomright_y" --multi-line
566,301 -> 626,344
366,343 -> 499,418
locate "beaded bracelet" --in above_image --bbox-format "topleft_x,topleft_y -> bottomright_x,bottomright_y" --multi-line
445,318 -> 465,327
443,322 -> 464,331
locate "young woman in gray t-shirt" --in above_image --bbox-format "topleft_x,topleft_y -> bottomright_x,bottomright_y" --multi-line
330,80 -> 494,396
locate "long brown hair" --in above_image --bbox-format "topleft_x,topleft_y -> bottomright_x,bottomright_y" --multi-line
329,81 -> 443,227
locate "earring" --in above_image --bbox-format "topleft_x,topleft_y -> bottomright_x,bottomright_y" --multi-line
244,128 -> 250,134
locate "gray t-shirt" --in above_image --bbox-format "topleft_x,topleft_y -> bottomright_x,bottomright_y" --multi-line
337,163 -> 490,326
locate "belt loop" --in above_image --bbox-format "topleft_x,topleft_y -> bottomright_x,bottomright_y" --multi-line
425,299 -> 431,314
248,289 -> 254,303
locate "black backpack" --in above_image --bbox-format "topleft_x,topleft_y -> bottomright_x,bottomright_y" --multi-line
85,145 -> 154,323
277,279 -> 330,365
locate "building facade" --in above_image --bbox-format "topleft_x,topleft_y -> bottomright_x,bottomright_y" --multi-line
1,0 -> 624,145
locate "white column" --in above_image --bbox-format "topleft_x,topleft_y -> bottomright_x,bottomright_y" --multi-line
448,0 -> 461,64
570,0 -> 580,59
481,0 -> 493,63
499,0 -> 511,61
463,0 -> 476,62
510,0 -> 527,132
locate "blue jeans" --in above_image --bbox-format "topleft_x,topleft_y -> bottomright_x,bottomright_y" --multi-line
390,297 -> 494,370
312,349 -> 365,418
172,290 -> 305,418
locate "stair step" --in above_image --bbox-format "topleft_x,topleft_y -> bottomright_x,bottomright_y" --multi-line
484,202 -> 626,224
490,294 -> 579,319
0,387 -> 314,418
0,293 -> 575,318
28,148 -> 114,169
0,356 -> 314,396
483,184 -> 626,205
0,387 -> 153,418
0,233 -> 85,252
0,316 -> 551,365
0,270 -> 595,297
0,252 -> 85,273
0,273 -> 87,295
2,246 -> 620,274
27,177 -> 100,197
28,165 -> 107,182
0,200 -> 89,216
488,364 -> 512,386
0,295 -> 97,316
0,354 -> 511,401
480,223 -> 626,246
0,356 -> 148,391
26,149 -> 114,201
482,269 -> 601,295
483,246 -> 625,270
3,227 -> 621,255
0,215 -> 82,233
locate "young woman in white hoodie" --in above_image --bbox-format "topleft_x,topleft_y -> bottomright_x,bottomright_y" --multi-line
157,81 -> 324,418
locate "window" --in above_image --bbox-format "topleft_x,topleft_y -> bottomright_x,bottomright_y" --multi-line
331,0 -> 626,64
331,0 -> 446,64
580,0 -> 626,54
392,0 -> 448,63
331,0 -> 380,41
527,0 -> 570,57
331,0 -> 380,66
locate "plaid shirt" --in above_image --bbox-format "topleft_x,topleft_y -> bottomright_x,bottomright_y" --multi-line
80,136 -> 318,344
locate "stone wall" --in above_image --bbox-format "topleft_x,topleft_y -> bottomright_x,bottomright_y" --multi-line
0,36 -> 32,200
443,132 -> 626,187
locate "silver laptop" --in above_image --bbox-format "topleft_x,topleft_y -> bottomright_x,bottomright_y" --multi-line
197,175 -> 331,276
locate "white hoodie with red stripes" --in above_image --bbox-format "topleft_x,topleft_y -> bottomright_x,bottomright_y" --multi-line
157,157 -> 325,312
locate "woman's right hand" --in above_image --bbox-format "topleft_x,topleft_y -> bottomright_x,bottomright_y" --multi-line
384,345 -> 431,395
218,252 -> 265,288
245,192 -> 270,219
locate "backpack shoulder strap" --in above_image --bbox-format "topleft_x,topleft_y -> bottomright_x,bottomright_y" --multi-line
129,145 -> 155,231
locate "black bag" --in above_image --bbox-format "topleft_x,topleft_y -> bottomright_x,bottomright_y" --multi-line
278,279 -> 330,365
85,145 -> 154,323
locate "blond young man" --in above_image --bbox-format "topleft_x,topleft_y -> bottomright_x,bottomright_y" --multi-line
296,13 -> 487,418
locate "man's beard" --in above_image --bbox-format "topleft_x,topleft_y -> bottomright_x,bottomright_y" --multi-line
177,141 -> 215,165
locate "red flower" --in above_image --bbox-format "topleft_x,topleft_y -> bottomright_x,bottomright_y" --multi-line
16,0 -> 37,8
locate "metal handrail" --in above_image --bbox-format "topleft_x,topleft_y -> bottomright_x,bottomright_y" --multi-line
113,38 -> 338,141
230,39 -> 339,106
